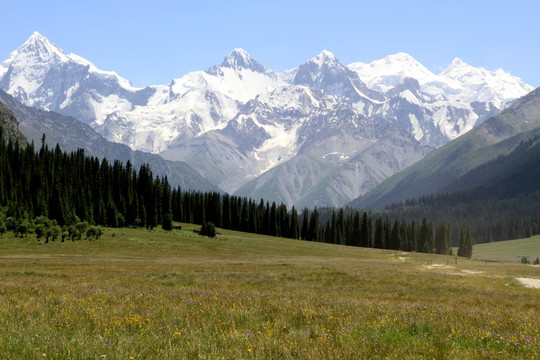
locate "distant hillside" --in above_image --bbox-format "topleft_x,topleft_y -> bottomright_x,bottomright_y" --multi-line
351,87 -> 540,209
472,235 -> 540,262
0,101 -> 25,144
0,90 -> 218,192
378,128 -> 540,244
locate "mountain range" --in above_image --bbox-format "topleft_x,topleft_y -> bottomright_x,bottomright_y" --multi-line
0,32 -> 533,207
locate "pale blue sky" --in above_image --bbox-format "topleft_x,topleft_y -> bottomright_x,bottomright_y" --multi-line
1,0 -> 539,87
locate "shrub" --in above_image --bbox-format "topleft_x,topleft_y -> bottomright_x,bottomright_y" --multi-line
86,226 -> 104,241
199,222 -> 216,238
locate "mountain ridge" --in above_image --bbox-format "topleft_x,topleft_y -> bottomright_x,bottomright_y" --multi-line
0,32 -> 534,208
350,86 -> 540,209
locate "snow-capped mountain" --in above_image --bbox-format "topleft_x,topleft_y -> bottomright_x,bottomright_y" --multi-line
0,32 -> 534,207
349,53 -> 533,106
94,48 -> 285,153
0,32 -> 155,125
348,52 -> 436,93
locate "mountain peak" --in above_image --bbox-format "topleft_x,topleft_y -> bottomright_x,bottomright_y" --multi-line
310,50 -> 340,66
379,52 -> 426,68
28,31 -> 48,42
442,57 -> 472,73
23,31 -> 60,51
218,48 -> 266,73
13,31 -> 69,63
450,57 -> 465,65
347,52 -> 435,93
384,52 -> 416,61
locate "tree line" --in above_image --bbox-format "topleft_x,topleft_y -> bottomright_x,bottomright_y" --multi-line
0,133 -> 174,230
0,131 -> 473,256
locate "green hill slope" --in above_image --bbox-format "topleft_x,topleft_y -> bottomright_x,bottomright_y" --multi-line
375,128 -> 540,244
473,235 -> 540,262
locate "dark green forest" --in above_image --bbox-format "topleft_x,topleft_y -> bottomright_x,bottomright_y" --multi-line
4,122 -> 539,257
0,129 -> 470,255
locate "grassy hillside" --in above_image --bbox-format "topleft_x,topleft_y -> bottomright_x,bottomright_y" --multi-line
0,225 -> 539,359
473,235 -> 540,262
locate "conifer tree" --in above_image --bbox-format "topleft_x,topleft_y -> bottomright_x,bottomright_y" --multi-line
457,226 -> 473,258
351,211 -> 361,246
360,212 -> 370,247
336,208 -> 345,245
301,208 -> 309,240
374,216 -> 385,249
308,207 -> 319,242
435,222 -> 449,254
389,220 -> 401,250
290,206 -> 299,239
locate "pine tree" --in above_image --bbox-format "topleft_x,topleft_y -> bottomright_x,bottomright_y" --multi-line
435,222 -> 449,254
301,208 -> 309,240
457,226 -> 473,258
336,208 -> 345,245
307,207 -> 319,242
360,212 -> 370,247
389,220 -> 401,250
419,218 -> 433,253
374,216 -> 384,249
290,206 -> 299,239
351,211 -> 361,246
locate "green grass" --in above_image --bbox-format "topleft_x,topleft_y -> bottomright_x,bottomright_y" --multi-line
473,235 -> 540,262
1,225 -> 540,359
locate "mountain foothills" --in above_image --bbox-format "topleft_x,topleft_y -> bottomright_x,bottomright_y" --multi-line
0,32 -> 534,207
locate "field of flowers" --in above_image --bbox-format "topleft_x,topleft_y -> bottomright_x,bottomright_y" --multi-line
0,226 -> 539,359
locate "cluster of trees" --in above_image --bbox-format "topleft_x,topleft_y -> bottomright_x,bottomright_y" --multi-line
170,191 -> 301,240
383,190 -> 540,245
167,189 -> 461,255
1,131 -> 473,257
306,208 -> 453,254
0,215 -> 103,242
0,133 -> 174,230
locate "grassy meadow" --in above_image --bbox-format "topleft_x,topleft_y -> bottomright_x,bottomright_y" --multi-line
473,235 -> 540,263
0,225 -> 539,359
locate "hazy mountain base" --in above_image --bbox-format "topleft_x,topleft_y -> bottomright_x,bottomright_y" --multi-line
235,121 -> 431,208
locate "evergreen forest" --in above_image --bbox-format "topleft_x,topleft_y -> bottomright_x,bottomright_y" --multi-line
3,125 -> 539,259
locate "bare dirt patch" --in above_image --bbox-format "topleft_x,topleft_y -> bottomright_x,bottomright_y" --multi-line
461,270 -> 485,275
516,277 -> 540,289
422,264 -> 454,270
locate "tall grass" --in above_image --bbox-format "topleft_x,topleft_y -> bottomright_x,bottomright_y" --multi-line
0,225 -> 539,359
